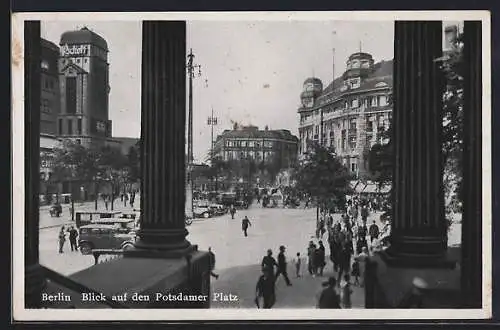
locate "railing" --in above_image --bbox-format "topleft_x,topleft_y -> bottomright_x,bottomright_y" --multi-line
40,265 -> 128,308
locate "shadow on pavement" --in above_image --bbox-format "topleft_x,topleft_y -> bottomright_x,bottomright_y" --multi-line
211,260 -> 365,309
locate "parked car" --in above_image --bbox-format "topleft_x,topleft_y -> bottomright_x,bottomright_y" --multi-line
209,204 -> 227,216
193,201 -> 213,218
49,204 -> 62,217
77,222 -> 137,255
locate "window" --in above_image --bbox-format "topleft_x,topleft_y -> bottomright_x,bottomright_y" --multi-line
77,118 -> 82,135
76,58 -> 81,63
352,99 -> 359,108
41,60 -> 49,70
84,58 -> 88,63
241,141 -> 247,148
351,163 -> 357,173
67,119 -> 73,135
248,141 -> 254,148
58,119 -> 63,135
76,139 -> 81,145
366,120 -> 373,131
380,95 -> 387,106
66,77 -> 77,114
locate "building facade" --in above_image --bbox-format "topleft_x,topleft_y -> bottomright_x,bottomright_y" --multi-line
40,39 -> 61,135
57,27 -> 112,148
298,51 -> 393,177
213,125 -> 299,169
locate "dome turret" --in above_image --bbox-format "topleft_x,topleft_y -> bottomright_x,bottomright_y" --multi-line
60,27 -> 108,51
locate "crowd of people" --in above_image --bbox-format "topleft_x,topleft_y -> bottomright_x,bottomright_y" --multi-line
251,196 -> 391,309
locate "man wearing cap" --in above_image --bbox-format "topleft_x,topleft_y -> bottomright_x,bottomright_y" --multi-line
261,249 -> 278,278
317,277 -> 341,308
398,277 -> 427,308
275,245 -> 292,286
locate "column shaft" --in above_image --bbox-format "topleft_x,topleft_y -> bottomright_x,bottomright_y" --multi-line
130,21 -> 193,254
384,21 -> 449,266
24,20 -> 46,308
461,21 -> 482,307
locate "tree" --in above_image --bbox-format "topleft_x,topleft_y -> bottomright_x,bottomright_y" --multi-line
292,142 -> 352,213
367,125 -> 393,190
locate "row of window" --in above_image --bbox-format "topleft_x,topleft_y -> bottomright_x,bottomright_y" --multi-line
58,118 -> 83,136
225,140 -> 275,148
42,76 -> 57,91
61,57 -> 88,66
224,150 -> 277,161
41,98 -> 53,114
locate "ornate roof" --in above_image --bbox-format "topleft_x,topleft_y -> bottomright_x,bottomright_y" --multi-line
309,59 -> 393,109
60,27 -> 108,51
217,127 -> 298,142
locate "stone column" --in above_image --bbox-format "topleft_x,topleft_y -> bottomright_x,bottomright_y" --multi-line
24,21 -> 46,308
382,21 -> 452,267
126,21 -> 195,257
461,21 -> 482,307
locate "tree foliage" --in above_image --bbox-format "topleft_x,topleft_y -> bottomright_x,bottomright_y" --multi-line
50,140 -> 138,196
292,142 -> 352,210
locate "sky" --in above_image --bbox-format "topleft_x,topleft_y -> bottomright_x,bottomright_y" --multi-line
41,20 -> 395,162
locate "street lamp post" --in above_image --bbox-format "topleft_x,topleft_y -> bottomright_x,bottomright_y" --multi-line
207,107 -> 218,193
186,48 -> 202,217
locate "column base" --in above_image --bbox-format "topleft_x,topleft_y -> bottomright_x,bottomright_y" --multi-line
381,235 -> 456,269
125,227 -> 197,258
124,243 -> 197,259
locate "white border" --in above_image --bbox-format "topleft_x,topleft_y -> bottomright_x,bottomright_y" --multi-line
11,10 -> 492,321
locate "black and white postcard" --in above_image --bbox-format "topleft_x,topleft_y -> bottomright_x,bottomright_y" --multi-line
11,10 -> 492,321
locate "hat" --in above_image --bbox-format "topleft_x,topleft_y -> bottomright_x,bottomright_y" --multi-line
279,245 -> 286,250
412,277 -> 428,289
322,277 -> 336,287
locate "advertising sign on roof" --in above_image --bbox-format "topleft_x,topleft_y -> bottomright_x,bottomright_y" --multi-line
60,44 -> 90,57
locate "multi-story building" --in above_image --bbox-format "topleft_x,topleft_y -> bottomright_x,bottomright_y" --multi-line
213,125 -> 299,169
57,27 -> 112,148
298,51 -> 393,177
41,38 -> 61,135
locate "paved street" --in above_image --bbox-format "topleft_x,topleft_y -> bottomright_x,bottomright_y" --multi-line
39,202 -> 461,309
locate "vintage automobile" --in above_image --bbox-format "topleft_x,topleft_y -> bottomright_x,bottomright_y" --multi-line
75,210 -> 122,228
49,204 -> 62,217
193,202 -> 213,219
209,203 -> 227,216
77,220 -> 137,255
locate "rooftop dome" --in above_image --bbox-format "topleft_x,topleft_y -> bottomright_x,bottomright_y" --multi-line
60,27 -> 108,51
303,77 -> 323,85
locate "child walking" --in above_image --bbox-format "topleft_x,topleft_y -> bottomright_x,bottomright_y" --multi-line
293,252 -> 302,278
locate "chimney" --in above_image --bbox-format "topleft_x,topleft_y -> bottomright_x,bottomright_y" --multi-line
444,25 -> 458,51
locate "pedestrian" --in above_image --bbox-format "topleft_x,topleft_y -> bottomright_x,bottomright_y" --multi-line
317,277 -> 341,309
293,252 -> 302,278
340,274 -> 353,308
315,241 -> 326,276
261,249 -> 278,277
255,268 -> 276,309
58,226 -> 66,253
68,226 -> 78,252
104,194 -> 109,210
208,247 -> 219,279
120,192 -> 124,202
398,277 -> 428,308
241,216 -> 252,237
275,245 -> 292,286
351,259 -> 360,286
356,223 -> 368,255
230,205 -> 236,219
130,192 -> 135,209
307,241 -> 317,276
355,246 -> 369,287
337,238 -> 354,285
361,204 -> 368,223
369,220 -> 380,244
124,192 -> 129,207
